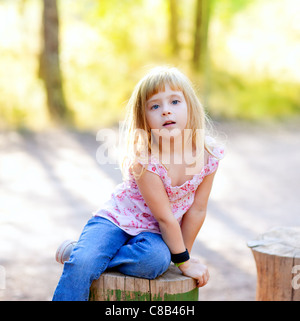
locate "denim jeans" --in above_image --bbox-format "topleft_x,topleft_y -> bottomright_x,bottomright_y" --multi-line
52,216 -> 171,301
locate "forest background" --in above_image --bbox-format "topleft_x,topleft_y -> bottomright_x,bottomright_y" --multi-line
1,0 -> 300,130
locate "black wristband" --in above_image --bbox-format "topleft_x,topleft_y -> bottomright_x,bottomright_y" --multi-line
171,249 -> 190,263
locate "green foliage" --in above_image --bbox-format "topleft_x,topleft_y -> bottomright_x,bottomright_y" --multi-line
209,70 -> 300,120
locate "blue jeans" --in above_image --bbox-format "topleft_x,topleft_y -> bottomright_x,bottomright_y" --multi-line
52,216 -> 171,301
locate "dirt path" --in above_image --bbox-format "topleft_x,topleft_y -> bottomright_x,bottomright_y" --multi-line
0,120 -> 299,300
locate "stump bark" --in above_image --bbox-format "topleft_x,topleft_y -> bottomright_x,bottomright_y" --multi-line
89,264 -> 198,301
248,227 -> 300,301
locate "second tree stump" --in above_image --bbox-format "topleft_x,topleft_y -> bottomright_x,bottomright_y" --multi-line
248,226 -> 300,301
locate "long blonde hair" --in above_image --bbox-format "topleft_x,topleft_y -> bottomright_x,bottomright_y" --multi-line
119,66 -> 218,179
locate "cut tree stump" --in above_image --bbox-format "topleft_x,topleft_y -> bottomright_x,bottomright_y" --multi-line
89,264 -> 198,301
248,226 -> 300,301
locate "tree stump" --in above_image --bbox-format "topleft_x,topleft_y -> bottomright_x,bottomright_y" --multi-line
89,264 -> 198,301
247,227 -> 300,301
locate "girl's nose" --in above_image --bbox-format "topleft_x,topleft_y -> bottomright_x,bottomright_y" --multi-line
161,105 -> 172,116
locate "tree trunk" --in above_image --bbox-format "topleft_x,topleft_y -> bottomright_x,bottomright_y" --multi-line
39,0 -> 68,122
192,0 -> 202,71
168,0 -> 179,56
192,0 -> 211,72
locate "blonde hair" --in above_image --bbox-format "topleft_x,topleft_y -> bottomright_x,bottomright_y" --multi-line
119,66 -> 218,179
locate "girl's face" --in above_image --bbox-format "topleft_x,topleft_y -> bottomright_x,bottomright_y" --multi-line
145,85 -> 188,138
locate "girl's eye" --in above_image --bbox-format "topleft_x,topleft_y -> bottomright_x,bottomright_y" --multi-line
151,104 -> 159,110
172,100 -> 180,105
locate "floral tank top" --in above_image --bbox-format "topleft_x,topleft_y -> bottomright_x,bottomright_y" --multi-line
94,144 -> 224,236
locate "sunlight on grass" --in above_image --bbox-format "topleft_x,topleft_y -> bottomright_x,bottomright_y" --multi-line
225,0 -> 300,82
209,0 -> 300,119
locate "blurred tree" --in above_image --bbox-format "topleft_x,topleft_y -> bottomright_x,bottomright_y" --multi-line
192,0 -> 212,72
168,0 -> 180,56
39,0 -> 68,122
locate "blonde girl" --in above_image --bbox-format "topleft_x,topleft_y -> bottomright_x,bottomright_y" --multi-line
53,66 -> 224,301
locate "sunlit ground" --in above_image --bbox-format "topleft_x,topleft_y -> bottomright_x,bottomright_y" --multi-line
0,121 -> 300,300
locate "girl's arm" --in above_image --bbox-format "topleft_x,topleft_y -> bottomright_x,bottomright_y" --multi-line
133,163 -> 186,255
177,170 -> 217,287
134,163 -> 215,287
181,169 -> 217,253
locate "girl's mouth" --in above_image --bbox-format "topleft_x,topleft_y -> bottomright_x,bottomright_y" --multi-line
163,121 -> 176,127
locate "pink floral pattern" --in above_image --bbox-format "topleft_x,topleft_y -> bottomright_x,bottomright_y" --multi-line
94,145 -> 224,236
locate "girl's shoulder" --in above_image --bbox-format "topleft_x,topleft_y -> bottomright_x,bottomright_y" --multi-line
126,153 -> 162,180
205,135 -> 225,161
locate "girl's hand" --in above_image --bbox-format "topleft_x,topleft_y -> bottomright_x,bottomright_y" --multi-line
178,257 -> 209,288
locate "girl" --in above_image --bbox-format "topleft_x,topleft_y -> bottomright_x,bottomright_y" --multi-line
52,66 -> 224,301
